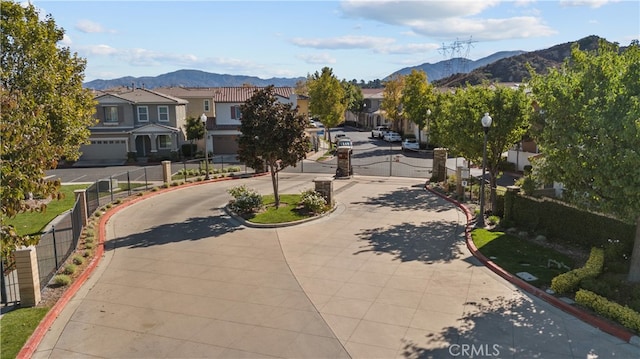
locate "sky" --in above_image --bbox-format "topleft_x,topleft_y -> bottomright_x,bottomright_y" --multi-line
30,0 -> 640,82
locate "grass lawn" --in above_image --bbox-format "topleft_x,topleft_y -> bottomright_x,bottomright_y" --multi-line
5,184 -> 89,236
0,307 -> 49,359
472,228 -> 575,287
248,194 -> 310,224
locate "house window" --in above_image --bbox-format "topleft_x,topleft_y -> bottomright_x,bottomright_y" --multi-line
204,100 -> 210,112
158,106 -> 169,122
158,135 -> 172,149
104,106 -> 118,123
137,106 -> 148,122
231,105 -> 241,120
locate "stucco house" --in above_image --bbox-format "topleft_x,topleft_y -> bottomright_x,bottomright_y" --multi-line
81,87 -> 188,163
157,86 -> 303,155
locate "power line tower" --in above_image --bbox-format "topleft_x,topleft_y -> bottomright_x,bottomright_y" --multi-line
438,36 -> 478,76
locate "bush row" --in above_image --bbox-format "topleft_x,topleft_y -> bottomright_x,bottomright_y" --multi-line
550,247 -> 604,294
575,289 -> 640,334
510,194 -> 634,250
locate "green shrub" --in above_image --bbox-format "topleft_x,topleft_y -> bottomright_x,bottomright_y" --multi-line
85,242 -> 95,249
575,289 -> 640,333
300,189 -> 327,214
83,250 -> 93,258
63,264 -> 76,275
228,185 -> 262,215
72,255 -> 84,265
551,247 -> 604,294
53,274 -> 71,286
487,215 -> 500,226
85,236 -> 94,244
514,176 -> 537,196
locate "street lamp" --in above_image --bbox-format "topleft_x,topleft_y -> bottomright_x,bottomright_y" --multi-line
200,113 -> 210,180
478,112 -> 492,227
425,108 -> 431,148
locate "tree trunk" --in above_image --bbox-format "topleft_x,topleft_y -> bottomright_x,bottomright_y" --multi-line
270,164 -> 280,208
627,216 -> 640,282
417,126 -> 422,147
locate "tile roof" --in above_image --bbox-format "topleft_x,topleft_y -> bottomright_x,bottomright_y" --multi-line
155,86 -> 296,103
97,88 -> 188,104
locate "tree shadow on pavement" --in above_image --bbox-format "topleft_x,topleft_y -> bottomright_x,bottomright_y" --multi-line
105,213 -> 244,250
399,295 -> 621,359
353,187 -> 455,213
354,221 -> 465,263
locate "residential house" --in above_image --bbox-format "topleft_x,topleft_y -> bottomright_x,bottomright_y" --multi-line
157,86 -> 302,155
359,88 -> 388,129
81,87 -> 188,163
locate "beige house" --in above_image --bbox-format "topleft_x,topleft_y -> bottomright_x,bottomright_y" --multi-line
81,87 -> 188,163
157,87 -> 302,155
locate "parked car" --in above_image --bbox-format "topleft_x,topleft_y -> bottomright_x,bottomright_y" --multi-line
383,132 -> 402,142
371,126 -> 390,139
336,138 -> 353,152
401,138 -> 420,151
333,133 -> 347,144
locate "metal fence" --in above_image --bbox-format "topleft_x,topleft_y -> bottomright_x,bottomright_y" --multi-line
1,259 -> 19,308
35,197 -> 83,289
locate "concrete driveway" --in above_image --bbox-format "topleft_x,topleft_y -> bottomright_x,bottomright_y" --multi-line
32,174 -> 639,358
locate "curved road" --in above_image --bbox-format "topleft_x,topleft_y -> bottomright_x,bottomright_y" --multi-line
33,174 -> 639,358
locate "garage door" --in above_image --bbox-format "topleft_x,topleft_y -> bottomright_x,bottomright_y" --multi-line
79,139 -> 127,161
213,135 -> 238,154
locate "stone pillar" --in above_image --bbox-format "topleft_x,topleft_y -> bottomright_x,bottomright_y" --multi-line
74,189 -> 88,227
313,177 -> 334,206
432,148 -> 448,182
504,185 -> 521,224
161,160 -> 172,183
335,147 -> 352,178
15,246 -> 41,307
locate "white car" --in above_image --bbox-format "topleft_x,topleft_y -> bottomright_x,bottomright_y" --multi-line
371,126 -> 390,139
383,132 -> 402,142
401,138 -> 420,151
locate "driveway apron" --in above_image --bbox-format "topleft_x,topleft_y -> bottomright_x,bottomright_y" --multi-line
32,174 -> 639,358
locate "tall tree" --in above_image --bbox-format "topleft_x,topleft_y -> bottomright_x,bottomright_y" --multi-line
237,86 -> 310,208
528,40 -> 640,224
435,84 -> 531,210
341,80 -> 364,127
307,67 -> 346,143
401,70 -> 436,146
380,75 -> 405,132
1,1 -> 96,258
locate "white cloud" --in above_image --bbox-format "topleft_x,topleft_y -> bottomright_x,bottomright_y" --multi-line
76,19 -> 114,33
60,34 -> 73,47
374,42 -> 441,55
339,0 -> 555,41
559,0 -> 619,8
291,35 -> 395,49
297,53 -> 337,65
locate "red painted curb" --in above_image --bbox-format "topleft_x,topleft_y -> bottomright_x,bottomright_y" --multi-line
17,174 -> 266,358
423,185 -> 636,344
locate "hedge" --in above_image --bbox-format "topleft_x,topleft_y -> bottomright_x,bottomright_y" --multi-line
575,289 -> 640,334
511,194 -> 634,250
550,247 -> 604,294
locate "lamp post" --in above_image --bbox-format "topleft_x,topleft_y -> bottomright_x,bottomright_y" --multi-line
200,113 -> 210,180
478,112 -> 492,227
425,108 -> 431,148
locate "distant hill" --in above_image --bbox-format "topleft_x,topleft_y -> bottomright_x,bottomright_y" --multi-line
433,35 -> 607,87
84,69 -> 305,90
386,50 -> 525,82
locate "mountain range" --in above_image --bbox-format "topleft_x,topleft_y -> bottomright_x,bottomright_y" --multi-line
83,35 -> 613,90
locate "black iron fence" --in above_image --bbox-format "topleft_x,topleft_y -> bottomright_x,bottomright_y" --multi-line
1,259 -> 19,308
35,197 -> 82,290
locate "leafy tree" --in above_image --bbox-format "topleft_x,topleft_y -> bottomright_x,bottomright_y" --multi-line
237,86 -> 310,208
307,67 -> 346,143
380,75 -> 405,132
401,70 -> 436,145
528,40 -> 640,224
435,84 -> 531,210
341,80 -> 364,127
1,1 -> 96,258
182,116 -> 205,157
294,79 -> 308,96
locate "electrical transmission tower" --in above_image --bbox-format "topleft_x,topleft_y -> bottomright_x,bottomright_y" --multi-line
438,36 -> 478,77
